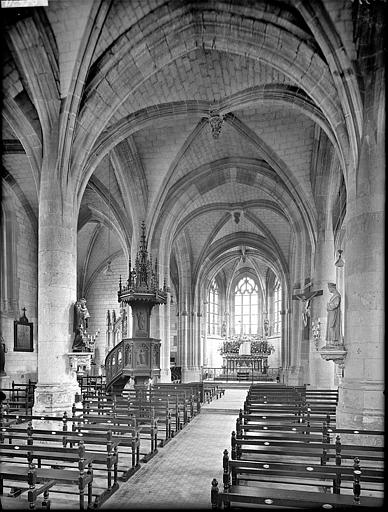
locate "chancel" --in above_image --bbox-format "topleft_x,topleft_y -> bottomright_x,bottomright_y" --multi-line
0,0 -> 384,509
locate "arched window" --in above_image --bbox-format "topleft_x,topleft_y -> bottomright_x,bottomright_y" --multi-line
234,276 -> 259,334
273,280 -> 282,335
207,280 -> 219,335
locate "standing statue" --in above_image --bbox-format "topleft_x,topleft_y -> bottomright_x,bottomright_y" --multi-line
325,283 -> 342,345
136,311 -> 145,331
0,336 -> 6,375
263,319 -> 269,337
72,298 -> 91,351
74,298 -> 90,332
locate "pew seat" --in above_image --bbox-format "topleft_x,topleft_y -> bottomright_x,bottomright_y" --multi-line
215,483 -> 383,509
0,462 -> 93,509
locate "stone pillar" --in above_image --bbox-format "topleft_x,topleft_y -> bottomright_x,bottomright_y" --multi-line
337,121 -> 384,431
181,310 -> 201,383
33,181 -> 80,415
309,231 -> 336,389
334,0 -> 385,434
159,295 -> 171,382
196,312 -> 203,367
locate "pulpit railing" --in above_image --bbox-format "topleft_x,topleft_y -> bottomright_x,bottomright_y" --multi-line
106,308 -> 128,358
105,339 -> 125,388
105,335 -> 161,391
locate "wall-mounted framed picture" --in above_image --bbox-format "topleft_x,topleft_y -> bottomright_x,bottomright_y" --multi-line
14,308 -> 33,352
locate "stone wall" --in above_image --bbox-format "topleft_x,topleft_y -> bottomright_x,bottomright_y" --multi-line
1,188 -> 37,384
85,254 -> 127,369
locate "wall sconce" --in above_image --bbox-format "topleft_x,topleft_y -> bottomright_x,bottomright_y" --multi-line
335,250 -> 345,267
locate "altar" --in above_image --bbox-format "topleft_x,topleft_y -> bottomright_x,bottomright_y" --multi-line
219,334 -> 274,379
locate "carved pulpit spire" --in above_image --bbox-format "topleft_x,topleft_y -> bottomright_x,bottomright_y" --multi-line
111,223 -> 168,389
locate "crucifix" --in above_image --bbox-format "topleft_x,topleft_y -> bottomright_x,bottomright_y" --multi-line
292,281 -> 323,338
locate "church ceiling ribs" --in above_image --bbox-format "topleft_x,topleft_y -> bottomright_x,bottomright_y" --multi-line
194,217 -> 288,289
227,114 -> 317,248
80,223 -> 102,298
110,140 -> 144,233
72,5 -> 344,185
243,211 -> 289,275
297,0 -> 362,169
2,98 -> 42,193
87,175 -> 131,251
84,249 -> 123,298
196,241 -> 288,305
76,85 -> 341,211
173,201 -> 290,239
152,159 -> 301,251
5,13 -> 60,152
58,0 -> 112,190
194,231 -> 285,288
192,213 -> 231,283
1,175 -> 37,235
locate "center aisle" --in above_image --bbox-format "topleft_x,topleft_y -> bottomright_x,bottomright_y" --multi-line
103,388 -> 248,510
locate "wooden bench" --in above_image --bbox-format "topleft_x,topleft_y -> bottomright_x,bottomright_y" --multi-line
70,417 -> 141,481
247,384 -> 306,402
0,462 -> 54,509
78,411 -> 158,462
0,443 -> 93,509
147,385 -> 201,419
1,381 -> 35,416
203,384 -> 225,403
211,450 -> 383,509
152,382 -> 203,405
226,455 -> 384,495
115,390 -> 188,433
1,421 -> 119,505
84,396 -> 176,445
231,432 -> 384,468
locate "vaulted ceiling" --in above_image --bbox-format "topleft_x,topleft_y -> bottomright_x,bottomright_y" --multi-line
2,0 -> 358,297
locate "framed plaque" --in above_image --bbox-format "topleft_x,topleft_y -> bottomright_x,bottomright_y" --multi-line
14,308 -> 33,352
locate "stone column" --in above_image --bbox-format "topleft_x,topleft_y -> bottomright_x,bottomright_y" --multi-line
159,295 -> 171,382
33,180 -> 80,415
336,118 -> 384,431
309,230 -> 336,389
334,0 -> 385,433
182,310 -> 201,383
196,312 -> 203,367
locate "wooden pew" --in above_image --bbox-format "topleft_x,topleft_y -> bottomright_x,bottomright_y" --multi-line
77,410 -> 158,462
0,381 -> 35,416
0,462 -> 54,510
0,442 -> 93,509
70,416 -> 141,481
226,456 -> 384,495
203,384 -> 225,403
1,421 -> 119,505
211,450 -> 384,509
146,386 -> 200,421
108,390 -> 186,435
84,396 -> 175,445
231,432 -> 384,469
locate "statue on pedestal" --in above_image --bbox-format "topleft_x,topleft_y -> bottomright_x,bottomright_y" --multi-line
325,283 -> 342,345
0,336 -> 7,375
72,298 -> 91,352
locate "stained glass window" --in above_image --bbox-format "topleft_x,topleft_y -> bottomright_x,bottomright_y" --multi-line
234,276 -> 259,334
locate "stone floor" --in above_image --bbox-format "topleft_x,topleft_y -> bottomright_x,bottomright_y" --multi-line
102,388 -> 249,510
